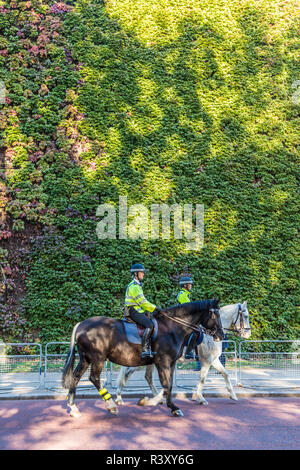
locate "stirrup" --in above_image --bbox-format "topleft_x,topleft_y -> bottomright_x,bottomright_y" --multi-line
141,349 -> 156,358
185,352 -> 194,360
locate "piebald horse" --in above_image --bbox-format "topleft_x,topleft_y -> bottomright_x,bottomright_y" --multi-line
116,301 -> 251,406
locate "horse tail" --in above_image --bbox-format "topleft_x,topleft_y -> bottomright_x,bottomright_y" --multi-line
62,322 -> 81,389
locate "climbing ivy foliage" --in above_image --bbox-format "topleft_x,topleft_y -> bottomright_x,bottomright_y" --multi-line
0,0 -> 299,343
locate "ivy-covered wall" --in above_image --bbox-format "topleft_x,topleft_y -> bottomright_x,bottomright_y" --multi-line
0,0 -> 299,343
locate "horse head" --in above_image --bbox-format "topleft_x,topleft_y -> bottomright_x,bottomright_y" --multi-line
158,299 -> 224,342
237,301 -> 251,339
205,298 -> 224,342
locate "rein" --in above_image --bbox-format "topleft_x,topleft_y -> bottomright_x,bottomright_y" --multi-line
158,309 -> 217,337
223,303 -> 251,335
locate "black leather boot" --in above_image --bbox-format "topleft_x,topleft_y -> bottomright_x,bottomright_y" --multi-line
141,328 -> 155,359
185,332 -> 197,359
185,349 -> 195,360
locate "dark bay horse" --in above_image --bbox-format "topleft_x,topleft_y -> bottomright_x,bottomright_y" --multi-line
62,299 -> 224,417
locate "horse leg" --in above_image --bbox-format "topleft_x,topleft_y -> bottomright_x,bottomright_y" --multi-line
116,366 -> 138,405
137,363 -> 166,408
145,364 -> 162,401
192,363 -> 210,406
67,356 -> 89,418
211,358 -> 238,401
138,388 -> 164,407
155,362 -> 183,417
89,361 -> 118,415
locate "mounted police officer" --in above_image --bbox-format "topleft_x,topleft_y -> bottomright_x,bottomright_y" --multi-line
177,276 -> 201,368
124,263 -> 161,359
177,276 -> 193,304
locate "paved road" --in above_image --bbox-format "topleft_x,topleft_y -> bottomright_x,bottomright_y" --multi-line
0,397 -> 299,450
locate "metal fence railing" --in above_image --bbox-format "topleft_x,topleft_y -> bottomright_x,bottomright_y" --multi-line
238,340 -> 300,389
0,343 -> 42,393
0,340 -> 299,395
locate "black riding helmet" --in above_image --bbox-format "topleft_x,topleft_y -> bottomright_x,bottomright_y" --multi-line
130,263 -> 146,287
179,276 -> 193,286
130,263 -> 146,274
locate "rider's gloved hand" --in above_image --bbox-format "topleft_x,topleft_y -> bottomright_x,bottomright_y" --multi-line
153,307 -> 162,317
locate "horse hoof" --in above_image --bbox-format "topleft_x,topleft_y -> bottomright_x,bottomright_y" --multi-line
69,406 -> 81,419
172,409 -> 184,417
199,401 -> 208,406
106,398 -> 119,415
138,397 -> 148,406
115,397 -> 125,406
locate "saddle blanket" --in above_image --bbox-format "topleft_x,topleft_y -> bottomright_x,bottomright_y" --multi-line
122,318 -> 158,345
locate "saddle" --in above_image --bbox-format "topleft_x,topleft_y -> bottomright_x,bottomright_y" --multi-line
122,317 -> 158,345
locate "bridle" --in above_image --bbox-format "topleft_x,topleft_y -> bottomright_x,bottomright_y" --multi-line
158,308 -> 220,338
223,303 -> 251,335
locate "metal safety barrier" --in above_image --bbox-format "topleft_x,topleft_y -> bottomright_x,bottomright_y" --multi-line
0,340 -> 299,395
0,343 -> 42,393
238,340 -> 300,389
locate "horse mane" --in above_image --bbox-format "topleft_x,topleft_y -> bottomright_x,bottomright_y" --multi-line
163,298 -> 219,317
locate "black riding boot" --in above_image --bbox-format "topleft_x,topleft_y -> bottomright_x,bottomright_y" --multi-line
141,327 -> 154,359
185,349 -> 195,360
185,332 -> 197,359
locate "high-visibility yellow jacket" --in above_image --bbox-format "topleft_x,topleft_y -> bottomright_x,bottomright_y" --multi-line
176,288 -> 191,304
125,279 -> 156,314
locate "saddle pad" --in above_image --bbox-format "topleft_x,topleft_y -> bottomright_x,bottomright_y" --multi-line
122,318 -> 158,345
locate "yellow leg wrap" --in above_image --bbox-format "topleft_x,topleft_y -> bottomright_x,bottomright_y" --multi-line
99,388 -> 111,401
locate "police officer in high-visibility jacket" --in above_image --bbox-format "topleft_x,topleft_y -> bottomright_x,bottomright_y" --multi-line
125,264 -> 161,359
177,276 -> 200,367
177,276 -> 194,358
176,276 -> 193,304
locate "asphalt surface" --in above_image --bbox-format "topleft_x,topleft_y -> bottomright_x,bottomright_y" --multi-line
0,397 -> 299,450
